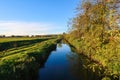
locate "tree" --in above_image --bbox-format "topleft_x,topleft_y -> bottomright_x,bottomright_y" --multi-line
69,0 -> 120,43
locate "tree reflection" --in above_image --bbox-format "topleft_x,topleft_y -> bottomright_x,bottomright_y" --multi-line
66,48 -> 103,80
57,43 -> 62,48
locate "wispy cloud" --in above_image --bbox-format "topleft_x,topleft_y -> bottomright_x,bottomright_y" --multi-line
0,21 -> 64,36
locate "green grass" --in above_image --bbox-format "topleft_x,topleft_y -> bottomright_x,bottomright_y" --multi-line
0,37 -> 38,43
0,37 -> 52,51
0,36 -> 61,80
0,38 -> 59,80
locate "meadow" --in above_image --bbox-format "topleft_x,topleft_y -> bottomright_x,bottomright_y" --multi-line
0,37 -> 54,51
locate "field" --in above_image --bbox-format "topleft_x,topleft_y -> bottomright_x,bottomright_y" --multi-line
0,37 -> 60,80
0,37 -> 53,51
0,37 -> 37,43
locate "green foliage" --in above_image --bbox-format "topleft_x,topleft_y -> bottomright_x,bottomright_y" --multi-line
65,0 -> 120,79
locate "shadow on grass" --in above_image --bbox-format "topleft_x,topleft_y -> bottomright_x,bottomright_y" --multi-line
0,38 -> 52,51
0,43 -> 57,80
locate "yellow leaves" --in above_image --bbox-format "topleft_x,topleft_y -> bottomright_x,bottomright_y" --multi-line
105,0 -> 116,3
67,0 -> 120,77
102,77 -> 111,80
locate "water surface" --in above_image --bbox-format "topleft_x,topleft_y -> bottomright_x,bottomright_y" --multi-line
38,43 -> 101,80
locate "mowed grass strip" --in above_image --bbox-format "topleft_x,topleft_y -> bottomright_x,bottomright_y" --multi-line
0,37 -> 39,43
0,37 -> 51,51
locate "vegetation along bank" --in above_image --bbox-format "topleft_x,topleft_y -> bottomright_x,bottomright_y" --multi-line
0,37 -> 60,80
64,0 -> 120,79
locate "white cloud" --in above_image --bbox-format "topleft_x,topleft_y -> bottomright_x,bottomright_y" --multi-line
0,21 -> 64,36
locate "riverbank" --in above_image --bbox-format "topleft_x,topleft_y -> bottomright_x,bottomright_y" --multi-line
64,37 -> 120,80
0,38 -> 60,80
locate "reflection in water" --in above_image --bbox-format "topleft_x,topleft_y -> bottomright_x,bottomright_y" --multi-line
38,43 -> 105,80
66,52 -> 102,80
38,44 -> 72,80
57,43 -> 63,48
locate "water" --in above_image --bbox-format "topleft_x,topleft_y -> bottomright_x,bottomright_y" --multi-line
38,43 -> 102,80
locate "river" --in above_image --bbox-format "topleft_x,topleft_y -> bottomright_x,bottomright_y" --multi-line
37,43 -> 102,80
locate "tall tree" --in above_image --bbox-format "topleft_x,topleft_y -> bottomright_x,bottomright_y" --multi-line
69,0 -> 120,42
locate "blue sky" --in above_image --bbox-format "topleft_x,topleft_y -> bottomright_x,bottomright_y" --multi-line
0,0 -> 81,36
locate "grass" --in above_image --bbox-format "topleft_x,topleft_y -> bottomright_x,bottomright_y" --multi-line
0,37 -> 60,80
0,37 -> 52,51
0,37 -> 38,43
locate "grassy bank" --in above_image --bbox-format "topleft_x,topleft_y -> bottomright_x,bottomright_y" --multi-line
64,36 -> 120,79
0,38 -> 59,80
65,0 -> 120,79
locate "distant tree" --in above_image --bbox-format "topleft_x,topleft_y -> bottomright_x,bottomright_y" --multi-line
3,35 -> 5,37
11,35 -> 15,37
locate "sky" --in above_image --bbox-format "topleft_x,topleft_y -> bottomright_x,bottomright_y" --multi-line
0,0 -> 81,36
